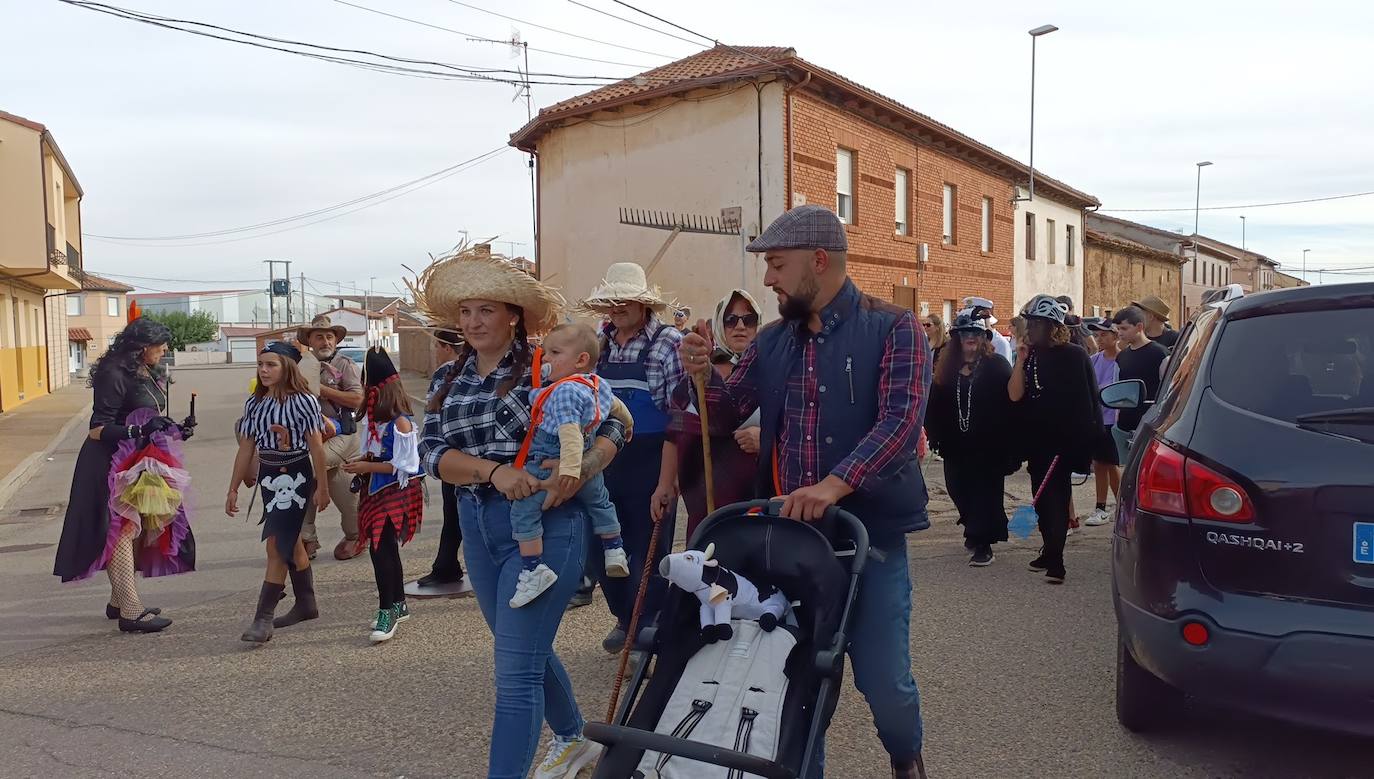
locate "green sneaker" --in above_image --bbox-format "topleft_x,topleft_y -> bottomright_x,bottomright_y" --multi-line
393,601 -> 410,623
369,608 -> 397,643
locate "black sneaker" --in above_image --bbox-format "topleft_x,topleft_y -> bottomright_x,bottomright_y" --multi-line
567,578 -> 594,610
602,624 -> 627,654
1045,567 -> 1066,584
969,546 -> 994,567
417,571 -> 462,589
1027,554 -> 1049,572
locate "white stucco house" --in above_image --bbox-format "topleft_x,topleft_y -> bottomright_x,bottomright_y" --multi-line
1011,189 -> 1087,313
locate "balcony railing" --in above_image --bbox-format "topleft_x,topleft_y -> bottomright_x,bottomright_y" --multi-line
66,242 -> 82,280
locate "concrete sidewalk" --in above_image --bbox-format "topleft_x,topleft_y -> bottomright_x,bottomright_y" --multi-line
0,383 -> 91,508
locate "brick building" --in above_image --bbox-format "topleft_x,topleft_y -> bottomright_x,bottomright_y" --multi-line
511,45 -> 1096,328
1082,227 -> 1184,323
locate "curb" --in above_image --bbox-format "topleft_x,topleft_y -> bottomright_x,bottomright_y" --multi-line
0,401 -> 92,510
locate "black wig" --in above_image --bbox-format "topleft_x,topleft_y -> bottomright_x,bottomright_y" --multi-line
88,317 -> 172,387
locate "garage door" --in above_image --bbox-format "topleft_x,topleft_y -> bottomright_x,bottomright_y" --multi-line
229,339 -> 258,364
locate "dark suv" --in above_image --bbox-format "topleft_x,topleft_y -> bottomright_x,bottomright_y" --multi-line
1104,282 -> 1374,736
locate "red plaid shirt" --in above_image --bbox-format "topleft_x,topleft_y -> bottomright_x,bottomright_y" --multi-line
692,283 -> 926,494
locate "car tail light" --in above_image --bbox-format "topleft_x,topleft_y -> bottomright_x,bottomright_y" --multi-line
1138,440 -> 1187,516
1136,439 -> 1254,523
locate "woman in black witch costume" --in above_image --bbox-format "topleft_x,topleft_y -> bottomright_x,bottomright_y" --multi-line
53,317 -> 197,634
226,342 -> 330,643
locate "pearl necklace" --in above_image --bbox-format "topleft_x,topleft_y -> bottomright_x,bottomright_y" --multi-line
956,359 -> 980,433
1027,352 -> 1044,398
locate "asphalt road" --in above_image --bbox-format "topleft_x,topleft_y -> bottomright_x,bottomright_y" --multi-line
0,365 -> 1368,778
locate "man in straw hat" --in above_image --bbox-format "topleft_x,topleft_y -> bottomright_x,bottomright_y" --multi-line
296,314 -> 365,560
1131,293 -> 1179,349
576,261 -> 685,654
679,204 -> 932,779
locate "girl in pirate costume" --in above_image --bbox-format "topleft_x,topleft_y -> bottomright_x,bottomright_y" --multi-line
54,317 -> 197,634
226,342 -> 330,643
340,347 -> 424,643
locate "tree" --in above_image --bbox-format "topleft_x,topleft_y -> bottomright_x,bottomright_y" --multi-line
146,310 -> 220,351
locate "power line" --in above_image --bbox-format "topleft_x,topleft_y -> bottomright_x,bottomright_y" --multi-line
1101,189 -> 1374,213
442,0 -> 672,59
330,0 -> 654,70
86,148 -> 509,248
565,0 -> 702,47
87,271 -> 266,284
605,0 -> 780,68
60,1 -> 641,86
87,147 -> 508,241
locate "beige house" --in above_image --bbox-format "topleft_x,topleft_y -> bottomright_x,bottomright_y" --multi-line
1272,271 -> 1310,290
1193,236 -> 1279,294
0,110 -> 83,410
1082,227 -> 1184,322
66,273 -> 134,377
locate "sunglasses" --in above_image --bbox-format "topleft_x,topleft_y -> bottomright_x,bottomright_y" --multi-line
921,322 -> 935,328
723,313 -> 759,328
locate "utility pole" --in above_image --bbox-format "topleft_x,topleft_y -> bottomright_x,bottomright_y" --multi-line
300,272 -> 307,323
469,32 -> 539,272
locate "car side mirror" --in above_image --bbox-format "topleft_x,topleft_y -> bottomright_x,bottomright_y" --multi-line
1101,379 -> 1145,409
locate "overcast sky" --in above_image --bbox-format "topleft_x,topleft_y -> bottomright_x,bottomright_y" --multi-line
3,0 -> 1371,297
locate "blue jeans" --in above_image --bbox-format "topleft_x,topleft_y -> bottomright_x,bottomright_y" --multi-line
509,465 -> 621,542
817,541 -> 924,771
459,489 -> 588,779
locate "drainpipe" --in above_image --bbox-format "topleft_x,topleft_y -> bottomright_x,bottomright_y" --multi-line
783,71 -> 812,210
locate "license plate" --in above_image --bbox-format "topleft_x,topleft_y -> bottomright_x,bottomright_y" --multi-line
1355,523 -> 1374,565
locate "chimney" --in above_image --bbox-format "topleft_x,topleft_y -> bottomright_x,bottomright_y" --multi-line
474,243 -> 492,259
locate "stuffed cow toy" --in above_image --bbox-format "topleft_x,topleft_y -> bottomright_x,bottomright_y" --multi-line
658,543 -> 789,643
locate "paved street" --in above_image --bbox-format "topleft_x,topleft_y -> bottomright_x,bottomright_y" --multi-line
0,365 -> 1368,778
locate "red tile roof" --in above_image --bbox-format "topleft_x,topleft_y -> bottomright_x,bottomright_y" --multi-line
80,273 -> 135,293
221,326 -> 271,338
0,110 -> 45,132
510,45 -> 1098,208
68,327 -> 93,342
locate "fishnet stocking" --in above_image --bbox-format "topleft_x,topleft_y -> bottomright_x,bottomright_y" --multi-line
106,521 -> 145,620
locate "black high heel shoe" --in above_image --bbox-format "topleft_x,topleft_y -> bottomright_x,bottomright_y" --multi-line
118,609 -> 172,633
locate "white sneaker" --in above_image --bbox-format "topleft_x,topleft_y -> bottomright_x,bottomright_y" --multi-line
510,564 -> 558,608
534,735 -> 602,779
604,547 -> 630,578
1084,507 -> 1112,526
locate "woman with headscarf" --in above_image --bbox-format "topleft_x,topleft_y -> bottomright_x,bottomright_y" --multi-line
669,288 -> 764,541
412,246 -> 629,778
53,317 -> 197,633
1008,295 -> 1101,584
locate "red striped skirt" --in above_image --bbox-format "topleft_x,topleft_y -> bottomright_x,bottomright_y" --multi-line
358,479 -> 424,550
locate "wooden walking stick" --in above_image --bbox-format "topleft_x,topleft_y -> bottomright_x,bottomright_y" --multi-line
695,366 -> 716,515
606,515 -> 665,722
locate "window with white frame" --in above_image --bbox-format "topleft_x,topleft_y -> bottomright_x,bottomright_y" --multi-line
66,294 -> 81,316
941,184 -> 956,244
1047,219 -> 1057,263
107,296 -> 119,317
836,148 -> 855,224
894,168 -> 910,235
980,197 -> 992,252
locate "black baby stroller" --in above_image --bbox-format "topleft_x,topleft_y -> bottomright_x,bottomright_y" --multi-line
586,499 -> 870,779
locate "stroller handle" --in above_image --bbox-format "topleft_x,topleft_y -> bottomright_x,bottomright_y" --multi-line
584,723 -> 794,779
691,499 -> 870,565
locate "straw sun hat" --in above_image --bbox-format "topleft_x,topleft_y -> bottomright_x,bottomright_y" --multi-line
406,244 -> 565,335
576,261 -> 674,315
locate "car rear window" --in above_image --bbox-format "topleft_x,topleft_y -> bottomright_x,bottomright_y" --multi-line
1211,307 -> 1373,422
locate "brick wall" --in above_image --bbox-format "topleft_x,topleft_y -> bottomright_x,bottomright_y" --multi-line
788,92 -> 1015,324
1083,241 -> 1183,324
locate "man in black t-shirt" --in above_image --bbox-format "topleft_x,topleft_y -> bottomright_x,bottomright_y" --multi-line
1110,306 -> 1169,461
1133,294 -> 1180,350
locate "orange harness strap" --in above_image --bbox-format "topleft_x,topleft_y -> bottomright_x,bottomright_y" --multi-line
513,374 -> 603,470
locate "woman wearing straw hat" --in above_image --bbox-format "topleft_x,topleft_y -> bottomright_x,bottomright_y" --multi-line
412,247 -> 629,779
575,261 -> 685,654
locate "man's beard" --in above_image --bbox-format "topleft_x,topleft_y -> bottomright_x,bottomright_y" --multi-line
777,274 -> 819,322
314,347 -> 335,360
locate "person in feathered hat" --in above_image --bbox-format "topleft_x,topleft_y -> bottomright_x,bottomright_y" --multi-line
575,261 -> 686,654
410,244 -> 630,775
338,347 -> 424,643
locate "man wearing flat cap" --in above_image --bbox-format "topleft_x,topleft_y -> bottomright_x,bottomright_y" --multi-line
296,314 -> 365,560
679,204 -> 932,779
1132,294 -> 1179,349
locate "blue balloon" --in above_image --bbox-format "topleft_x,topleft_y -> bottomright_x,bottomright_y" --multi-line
1008,505 -> 1039,540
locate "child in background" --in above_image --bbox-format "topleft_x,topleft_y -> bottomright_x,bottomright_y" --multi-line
509,323 -> 634,608
341,348 -> 423,643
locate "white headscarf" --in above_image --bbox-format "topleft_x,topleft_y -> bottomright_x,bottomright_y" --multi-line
711,288 -> 763,364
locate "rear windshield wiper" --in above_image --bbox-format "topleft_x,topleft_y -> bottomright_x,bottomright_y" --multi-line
1295,407 -> 1374,425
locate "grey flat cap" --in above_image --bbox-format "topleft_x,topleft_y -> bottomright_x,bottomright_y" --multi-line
746,204 -> 848,253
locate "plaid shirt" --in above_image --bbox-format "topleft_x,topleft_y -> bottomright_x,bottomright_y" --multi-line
530,375 -> 614,436
698,287 -> 926,494
420,350 -> 627,479
599,314 -> 684,414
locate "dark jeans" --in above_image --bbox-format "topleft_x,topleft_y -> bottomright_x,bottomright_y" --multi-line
429,482 -> 464,580
943,455 -> 1008,547
1029,454 -> 1072,573
593,434 -> 674,628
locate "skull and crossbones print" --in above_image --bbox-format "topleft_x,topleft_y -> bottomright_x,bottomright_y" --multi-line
261,473 -> 307,513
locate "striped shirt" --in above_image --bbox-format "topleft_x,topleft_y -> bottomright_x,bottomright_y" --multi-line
238,392 -> 323,451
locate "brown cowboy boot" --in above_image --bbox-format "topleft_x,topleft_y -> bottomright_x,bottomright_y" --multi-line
893,754 -> 928,779
240,581 -> 285,643
273,567 -> 319,628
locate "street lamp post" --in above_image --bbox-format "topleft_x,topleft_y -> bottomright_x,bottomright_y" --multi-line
1022,24 -> 1058,202
1239,215 -> 1246,254
1193,161 -> 1213,240
1302,249 -> 1310,282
